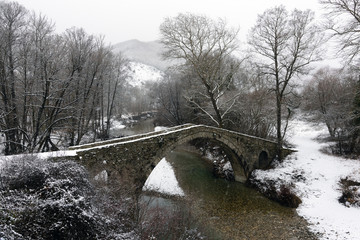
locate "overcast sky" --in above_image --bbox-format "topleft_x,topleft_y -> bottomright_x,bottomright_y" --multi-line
15,0 -> 324,45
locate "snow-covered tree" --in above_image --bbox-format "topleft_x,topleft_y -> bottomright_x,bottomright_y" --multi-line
302,67 -> 359,154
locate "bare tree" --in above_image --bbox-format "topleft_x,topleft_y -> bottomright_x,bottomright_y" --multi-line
303,67 -> 358,154
17,12 -> 76,152
353,75 -> 360,152
320,0 -> 360,153
248,6 -> 323,158
63,27 -> 95,146
232,63 -> 277,138
96,52 -> 129,140
160,13 -> 241,128
0,1 -> 27,154
321,0 -> 360,64
25,13 -> 59,152
0,2 -> 130,153
153,72 -> 185,125
303,67 -> 354,136
62,28 -> 113,145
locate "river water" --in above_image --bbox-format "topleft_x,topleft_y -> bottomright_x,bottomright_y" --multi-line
162,148 -> 316,239
120,119 -> 316,239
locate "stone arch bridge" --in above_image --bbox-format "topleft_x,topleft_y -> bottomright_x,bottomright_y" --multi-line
69,124 -> 293,193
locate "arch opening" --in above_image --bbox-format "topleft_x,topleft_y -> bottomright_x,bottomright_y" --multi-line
142,136 -> 247,194
258,151 -> 269,169
140,132 -> 251,193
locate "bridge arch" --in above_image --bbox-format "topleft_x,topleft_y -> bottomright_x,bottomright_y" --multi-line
143,134 -> 249,188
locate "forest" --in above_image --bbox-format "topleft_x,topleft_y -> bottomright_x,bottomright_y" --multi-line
0,0 -> 359,158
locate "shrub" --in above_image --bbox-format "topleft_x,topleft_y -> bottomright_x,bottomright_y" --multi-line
0,156 -> 137,239
338,177 -> 360,207
15,203 -> 98,240
248,176 -> 302,208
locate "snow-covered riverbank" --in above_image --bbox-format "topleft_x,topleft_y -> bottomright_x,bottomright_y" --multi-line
253,119 -> 360,240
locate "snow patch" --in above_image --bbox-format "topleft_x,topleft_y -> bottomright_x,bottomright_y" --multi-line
127,61 -> 164,87
143,158 -> 185,197
223,161 -> 232,171
154,126 -> 168,132
74,125 -> 197,152
0,150 -> 77,162
94,170 -> 108,182
0,151 -> 78,179
111,119 -> 126,130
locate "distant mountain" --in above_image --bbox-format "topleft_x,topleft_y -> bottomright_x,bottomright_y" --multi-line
112,39 -> 171,71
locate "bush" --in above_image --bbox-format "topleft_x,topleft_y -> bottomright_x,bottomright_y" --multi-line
3,156 -> 47,191
15,203 -> 98,240
0,156 -> 137,240
338,177 -> 360,208
248,176 -> 302,208
277,184 -> 302,208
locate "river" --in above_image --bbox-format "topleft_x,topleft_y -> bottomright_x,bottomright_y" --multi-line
162,148 -> 316,239
119,119 -> 316,239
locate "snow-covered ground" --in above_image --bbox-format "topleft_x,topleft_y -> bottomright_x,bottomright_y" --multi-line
0,150 -> 77,164
142,157 -> 185,196
111,119 -> 126,130
253,119 -> 360,240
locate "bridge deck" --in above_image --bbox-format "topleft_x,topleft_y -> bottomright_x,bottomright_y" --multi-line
70,124 -> 289,154
69,124 -> 195,151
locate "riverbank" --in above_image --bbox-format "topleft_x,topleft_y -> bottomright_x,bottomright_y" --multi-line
252,118 -> 360,239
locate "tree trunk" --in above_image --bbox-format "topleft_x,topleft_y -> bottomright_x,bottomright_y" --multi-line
276,92 -> 282,160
